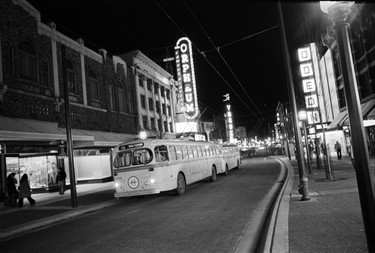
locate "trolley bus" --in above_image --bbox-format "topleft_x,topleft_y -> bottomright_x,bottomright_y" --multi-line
217,143 -> 242,175
112,139 -> 223,198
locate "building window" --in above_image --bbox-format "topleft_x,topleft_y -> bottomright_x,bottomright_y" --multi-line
156,101 -> 160,114
164,121 -> 168,132
118,82 -> 126,112
4,45 -> 14,76
167,105 -> 171,116
88,70 -> 100,100
147,78 -> 152,91
66,60 -> 76,93
142,115 -> 148,129
41,57 -> 50,86
19,41 -> 37,82
138,74 -> 144,87
166,89 -> 170,100
169,122 -> 173,133
109,83 -> 116,111
160,86 -> 165,97
150,117 -> 155,130
127,90 -> 133,113
162,104 -> 166,115
148,98 -> 154,111
140,94 -> 146,108
158,119 -> 162,131
154,82 -> 159,94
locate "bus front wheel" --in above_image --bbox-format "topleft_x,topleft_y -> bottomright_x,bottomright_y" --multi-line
210,166 -> 217,182
175,173 -> 186,196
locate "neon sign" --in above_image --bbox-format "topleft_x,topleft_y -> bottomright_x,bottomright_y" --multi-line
298,44 -> 320,125
175,37 -> 199,119
224,93 -> 234,143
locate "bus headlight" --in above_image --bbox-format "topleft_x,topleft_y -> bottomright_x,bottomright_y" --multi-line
144,178 -> 156,185
115,182 -> 122,188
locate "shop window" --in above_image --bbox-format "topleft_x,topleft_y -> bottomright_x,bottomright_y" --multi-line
19,41 -> 37,82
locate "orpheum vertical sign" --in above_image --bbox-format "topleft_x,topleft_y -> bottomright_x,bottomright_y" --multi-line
298,43 -> 320,125
175,37 -> 199,120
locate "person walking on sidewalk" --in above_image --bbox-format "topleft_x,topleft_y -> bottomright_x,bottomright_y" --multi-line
335,141 -> 342,160
4,173 -> 19,207
56,167 -> 67,194
18,174 -> 36,207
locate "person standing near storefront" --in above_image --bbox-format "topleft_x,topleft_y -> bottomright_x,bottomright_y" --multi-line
335,141 -> 342,160
5,173 -> 18,207
56,167 -> 67,194
18,174 -> 36,207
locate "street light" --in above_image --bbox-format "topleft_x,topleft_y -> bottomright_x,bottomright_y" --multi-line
298,110 -> 312,174
320,2 -> 375,252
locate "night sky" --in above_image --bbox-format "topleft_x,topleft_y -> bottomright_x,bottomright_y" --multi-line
26,0 -> 331,138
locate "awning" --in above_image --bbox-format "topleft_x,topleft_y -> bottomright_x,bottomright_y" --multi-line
328,110 -> 348,129
328,99 -> 375,128
342,99 -> 375,126
0,116 -> 136,148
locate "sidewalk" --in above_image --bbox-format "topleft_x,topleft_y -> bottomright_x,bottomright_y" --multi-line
287,154 -> 368,253
0,182 -> 117,241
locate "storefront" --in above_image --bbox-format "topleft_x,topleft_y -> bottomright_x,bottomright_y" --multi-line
0,141 -> 64,199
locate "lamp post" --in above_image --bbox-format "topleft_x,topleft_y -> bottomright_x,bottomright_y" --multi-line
298,110 -> 312,174
278,2 -> 310,201
320,2 -> 375,252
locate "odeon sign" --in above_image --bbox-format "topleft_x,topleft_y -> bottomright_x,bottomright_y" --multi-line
175,37 -> 199,120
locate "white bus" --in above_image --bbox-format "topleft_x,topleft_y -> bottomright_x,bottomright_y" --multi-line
112,139 -> 223,198
218,143 -> 242,175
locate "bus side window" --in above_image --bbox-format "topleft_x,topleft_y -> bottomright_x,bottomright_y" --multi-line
187,146 -> 193,158
197,146 -> 203,157
169,146 -> 177,161
182,146 -> 188,159
155,145 -> 169,162
176,146 -> 183,160
192,146 -> 198,158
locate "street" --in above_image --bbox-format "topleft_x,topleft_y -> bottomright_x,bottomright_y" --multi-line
1,157 -> 281,253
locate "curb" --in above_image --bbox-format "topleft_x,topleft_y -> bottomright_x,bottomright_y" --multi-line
234,157 -> 289,253
0,200 -> 118,242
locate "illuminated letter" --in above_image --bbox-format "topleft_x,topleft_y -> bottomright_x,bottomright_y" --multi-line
181,54 -> 189,63
186,103 -> 194,112
183,73 -> 191,82
185,93 -> 193,102
180,44 -> 188,53
182,64 -> 190,72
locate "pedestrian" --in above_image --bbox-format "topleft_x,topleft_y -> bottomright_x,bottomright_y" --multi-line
308,141 -> 315,159
56,167 -> 67,194
334,141 -> 342,160
5,173 -> 19,207
18,174 -> 36,207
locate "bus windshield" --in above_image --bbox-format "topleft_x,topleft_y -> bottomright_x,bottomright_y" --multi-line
113,148 -> 153,168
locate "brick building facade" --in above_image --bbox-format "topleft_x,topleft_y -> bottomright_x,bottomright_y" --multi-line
0,0 -> 177,197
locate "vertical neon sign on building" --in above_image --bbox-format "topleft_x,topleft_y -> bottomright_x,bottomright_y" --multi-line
223,93 -> 234,143
175,37 -> 199,120
298,43 -> 320,125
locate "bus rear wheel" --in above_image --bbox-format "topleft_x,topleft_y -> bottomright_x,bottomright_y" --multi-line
175,173 -> 186,196
210,166 -> 217,182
